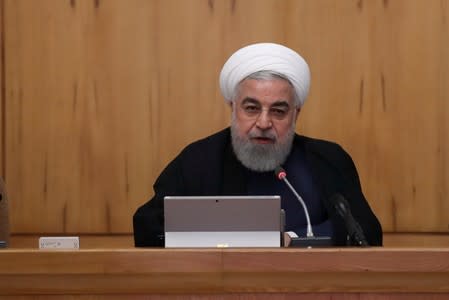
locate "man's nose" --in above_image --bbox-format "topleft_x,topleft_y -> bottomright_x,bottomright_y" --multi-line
256,110 -> 273,129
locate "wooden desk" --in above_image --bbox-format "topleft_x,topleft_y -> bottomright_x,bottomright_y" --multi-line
0,248 -> 448,299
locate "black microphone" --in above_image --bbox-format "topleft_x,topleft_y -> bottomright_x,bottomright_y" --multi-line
274,167 -> 332,247
330,193 -> 369,246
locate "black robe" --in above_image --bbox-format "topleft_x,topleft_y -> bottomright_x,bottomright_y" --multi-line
133,128 -> 382,247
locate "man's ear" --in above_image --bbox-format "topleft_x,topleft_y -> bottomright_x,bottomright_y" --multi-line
294,107 -> 301,122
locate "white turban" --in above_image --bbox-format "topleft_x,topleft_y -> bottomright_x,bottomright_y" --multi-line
219,43 -> 311,108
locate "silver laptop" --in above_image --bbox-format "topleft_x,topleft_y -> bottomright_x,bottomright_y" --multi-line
164,195 -> 281,248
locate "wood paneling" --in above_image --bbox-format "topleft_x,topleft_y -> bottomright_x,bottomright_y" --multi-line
0,0 -> 8,243
2,0 -> 449,234
287,0 -> 449,232
0,248 -> 448,298
1,296 -> 449,300
4,0 -> 162,233
0,0 -> 3,178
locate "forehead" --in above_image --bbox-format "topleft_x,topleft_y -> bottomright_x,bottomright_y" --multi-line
236,79 -> 294,106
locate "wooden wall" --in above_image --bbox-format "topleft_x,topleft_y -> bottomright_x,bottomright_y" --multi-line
1,0 -> 448,236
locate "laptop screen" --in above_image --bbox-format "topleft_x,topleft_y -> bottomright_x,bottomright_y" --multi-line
164,195 -> 281,248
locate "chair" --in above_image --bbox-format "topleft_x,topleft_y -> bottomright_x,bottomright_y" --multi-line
0,177 -> 9,247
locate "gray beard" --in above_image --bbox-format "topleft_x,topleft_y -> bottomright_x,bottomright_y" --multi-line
230,123 -> 295,172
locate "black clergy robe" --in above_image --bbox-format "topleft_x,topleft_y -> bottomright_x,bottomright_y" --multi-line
133,127 -> 382,247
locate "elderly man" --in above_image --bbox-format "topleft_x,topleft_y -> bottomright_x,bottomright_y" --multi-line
133,43 -> 382,247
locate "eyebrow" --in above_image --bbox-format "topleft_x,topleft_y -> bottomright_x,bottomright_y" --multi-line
241,97 -> 290,108
241,97 -> 260,106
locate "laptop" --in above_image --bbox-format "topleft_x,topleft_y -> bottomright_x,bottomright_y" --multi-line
164,195 -> 282,248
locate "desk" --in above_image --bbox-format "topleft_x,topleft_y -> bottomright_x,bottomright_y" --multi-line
0,248 -> 448,299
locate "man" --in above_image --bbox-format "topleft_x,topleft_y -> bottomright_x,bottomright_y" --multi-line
133,43 -> 382,247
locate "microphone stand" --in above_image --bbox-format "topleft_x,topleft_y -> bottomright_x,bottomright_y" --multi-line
276,168 -> 332,248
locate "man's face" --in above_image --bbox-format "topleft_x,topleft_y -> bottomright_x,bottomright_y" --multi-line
230,78 -> 300,172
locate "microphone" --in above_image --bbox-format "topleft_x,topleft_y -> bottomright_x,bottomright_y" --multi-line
274,167 -> 332,247
275,167 -> 313,237
330,193 -> 369,246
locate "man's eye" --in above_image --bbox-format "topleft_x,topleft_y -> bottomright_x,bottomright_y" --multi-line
270,108 -> 288,117
243,106 -> 261,114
